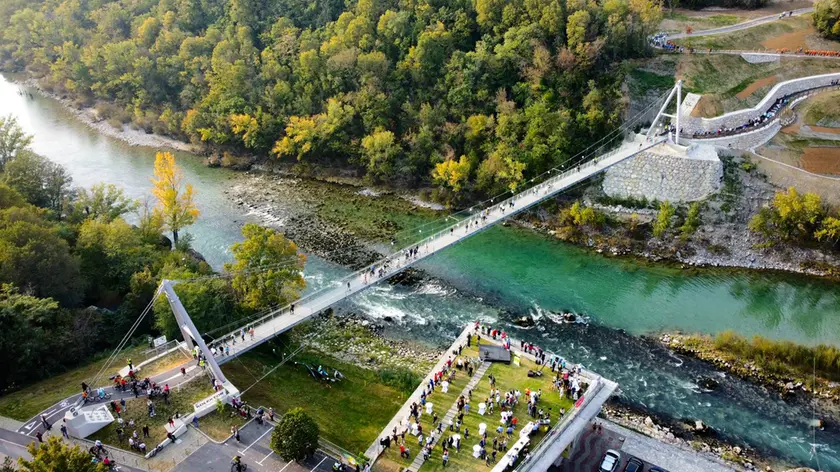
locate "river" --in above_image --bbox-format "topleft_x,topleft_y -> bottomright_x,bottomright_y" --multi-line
2,74 -> 838,470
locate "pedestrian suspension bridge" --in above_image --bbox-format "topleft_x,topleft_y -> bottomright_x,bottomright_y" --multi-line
94,81 -> 685,397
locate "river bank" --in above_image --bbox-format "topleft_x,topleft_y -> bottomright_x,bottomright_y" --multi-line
659,332 -> 840,409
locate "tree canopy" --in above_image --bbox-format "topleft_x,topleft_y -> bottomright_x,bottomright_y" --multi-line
18,436 -> 108,472
814,0 -> 840,40
151,151 -> 199,245
0,0 -> 662,201
271,408 -> 319,462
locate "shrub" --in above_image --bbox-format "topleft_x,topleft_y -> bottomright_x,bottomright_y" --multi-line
379,367 -> 420,395
271,408 -> 319,462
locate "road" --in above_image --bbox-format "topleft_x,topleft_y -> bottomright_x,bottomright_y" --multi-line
16,356 -> 205,439
667,7 -> 814,40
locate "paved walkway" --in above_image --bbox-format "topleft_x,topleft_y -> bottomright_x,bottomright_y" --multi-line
667,7 -> 814,40
208,134 -> 664,364
407,361 -> 491,472
364,325 -> 474,459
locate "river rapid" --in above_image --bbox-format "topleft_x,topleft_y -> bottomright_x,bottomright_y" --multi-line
3,74 -> 839,470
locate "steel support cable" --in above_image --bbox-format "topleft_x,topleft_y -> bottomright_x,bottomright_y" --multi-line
87,286 -> 163,388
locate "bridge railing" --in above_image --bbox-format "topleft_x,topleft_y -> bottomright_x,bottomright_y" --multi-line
209,137 -> 665,355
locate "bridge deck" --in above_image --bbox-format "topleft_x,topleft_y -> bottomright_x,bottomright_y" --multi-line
212,134 -> 665,363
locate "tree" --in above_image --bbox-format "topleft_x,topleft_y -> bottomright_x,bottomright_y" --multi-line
813,0 -> 840,40
153,277 -> 240,339
271,408 -> 319,462
225,224 -> 306,310
360,128 -> 400,180
0,115 -> 33,171
18,436 -> 107,472
815,216 -> 840,245
679,202 -> 701,239
748,187 -> 825,243
151,152 -> 200,245
653,201 -> 674,238
69,183 -> 138,222
3,151 -> 72,211
432,155 -> 471,192
0,206 -> 83,306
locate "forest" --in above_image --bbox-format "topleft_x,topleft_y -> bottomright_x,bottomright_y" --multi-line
0,0 -> 662,202
0,116 -> 305,393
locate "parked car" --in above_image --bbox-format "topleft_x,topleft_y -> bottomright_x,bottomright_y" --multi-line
600,450 -> 621,472
624,457 -> 643,472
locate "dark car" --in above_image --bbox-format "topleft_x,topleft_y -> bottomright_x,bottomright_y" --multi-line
624,457 -> 643,472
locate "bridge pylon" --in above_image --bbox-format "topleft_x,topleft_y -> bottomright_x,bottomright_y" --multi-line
160,279 -> 227,384
645,80 -> 683,145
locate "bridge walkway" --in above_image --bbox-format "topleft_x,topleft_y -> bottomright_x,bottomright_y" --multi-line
210,134 -> 665,363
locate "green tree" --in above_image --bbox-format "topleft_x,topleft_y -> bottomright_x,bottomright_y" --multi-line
749,187 -> 825,243
3,151 -> 72,211
0,206 -> 83,306
153,277 -> 240,339
679,202 -> 702,239
18,436 -> 107,472
68,183 -> 138,223
225,224 -> 306,310
813,0 -> 840,40
270,408 -> 319,462
653,201 -> 674,238
0,115 -> 33,171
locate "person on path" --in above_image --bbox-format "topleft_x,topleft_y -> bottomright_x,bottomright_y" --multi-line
35,431 -> 43,443
120,398 -> 126,411
40,414 -> 51,430
268,407 -> 275,421
60,424 -> 68,439
127,358 -> 133,371
192,416 -> 199,428
442,450 -> 449,467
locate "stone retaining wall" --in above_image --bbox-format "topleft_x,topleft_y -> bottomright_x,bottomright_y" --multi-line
683,121 -> 781,150
681,73 -> 840,133
603,147 -> 723,202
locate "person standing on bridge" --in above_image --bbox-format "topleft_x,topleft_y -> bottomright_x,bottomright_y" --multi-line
127,358 -> 133,371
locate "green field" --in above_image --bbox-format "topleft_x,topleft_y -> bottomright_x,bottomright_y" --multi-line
222,344 -> 411,456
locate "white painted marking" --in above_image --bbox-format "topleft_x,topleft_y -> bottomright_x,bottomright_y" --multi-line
311,457 -> 327,472
239,426 -> 274,454
257,450 -> 274,465
42,408 -> 57,416
23,422 -> 35,431
277,460 -> 293,472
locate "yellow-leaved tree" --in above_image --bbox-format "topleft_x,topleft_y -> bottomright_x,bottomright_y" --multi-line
151,152 -> 199,246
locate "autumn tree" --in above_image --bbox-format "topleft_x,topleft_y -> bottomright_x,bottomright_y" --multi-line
151,152 -> 199,246
749,188 -> 824,243
225,224 -> 306,310
813,0 -> 840,40
18,436 -> 107,472
433,155 -> 471,193
0,115 -> 32,171
361,128 -> 400,180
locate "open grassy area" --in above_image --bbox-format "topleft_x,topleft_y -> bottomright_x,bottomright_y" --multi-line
680,16 -> 812,51
374,337 -> 574,472
628,68 -> 676,97
0,344 -> 153,421
803,90 -> 840,127
222,344 -> 409,456
88,377 -> 214,450
196,404 -> 249,442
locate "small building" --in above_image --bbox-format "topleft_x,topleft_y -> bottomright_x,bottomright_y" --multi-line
479,344 -> 511,364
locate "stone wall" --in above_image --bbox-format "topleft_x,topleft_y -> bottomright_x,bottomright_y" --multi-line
602,145 -> 723,202
683,121 -> 781,150
681,72 -> 840,133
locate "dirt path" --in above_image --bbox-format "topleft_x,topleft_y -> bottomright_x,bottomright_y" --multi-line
736,75 -> 777,100
801,146 -> 840,174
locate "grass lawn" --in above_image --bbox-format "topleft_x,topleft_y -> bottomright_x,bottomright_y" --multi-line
404,337 -> 573,472
0,344 -> 152,421
136,349 -> 192,379
222,345 -> 410,456
803,90 -> 840,126
88,377 -> 214,450
196,405 -> 249,442
680,16 -> 810,51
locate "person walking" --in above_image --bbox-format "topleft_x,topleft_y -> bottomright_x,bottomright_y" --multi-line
120,397 -> 126,412
40,414 -> 51,430
60,423 -> 68,439
35,431 -> 44,443
143,424 -> 150,438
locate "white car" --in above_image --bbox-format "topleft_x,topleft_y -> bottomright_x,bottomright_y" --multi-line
600,449 -> 621,472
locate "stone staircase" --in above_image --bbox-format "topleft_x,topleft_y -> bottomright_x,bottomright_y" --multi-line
407,361 -> 491,472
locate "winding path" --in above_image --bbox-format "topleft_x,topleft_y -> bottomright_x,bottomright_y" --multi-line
666,7 -> 814,40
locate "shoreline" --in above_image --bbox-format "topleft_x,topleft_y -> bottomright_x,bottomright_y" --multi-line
14,71 -> 840,280
15,76 -> 195,152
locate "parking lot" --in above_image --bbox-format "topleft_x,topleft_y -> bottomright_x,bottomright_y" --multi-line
175,421 -> 339,472
559,420 -> 735,472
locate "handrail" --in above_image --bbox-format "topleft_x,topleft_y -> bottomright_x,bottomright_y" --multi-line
207,136 -> 669,357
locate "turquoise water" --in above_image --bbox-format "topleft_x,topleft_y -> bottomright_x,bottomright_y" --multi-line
3,74 -> 838,470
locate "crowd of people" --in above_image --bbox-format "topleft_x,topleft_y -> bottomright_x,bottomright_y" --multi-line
377,322 -> 589,470
687,80 -> 840,139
